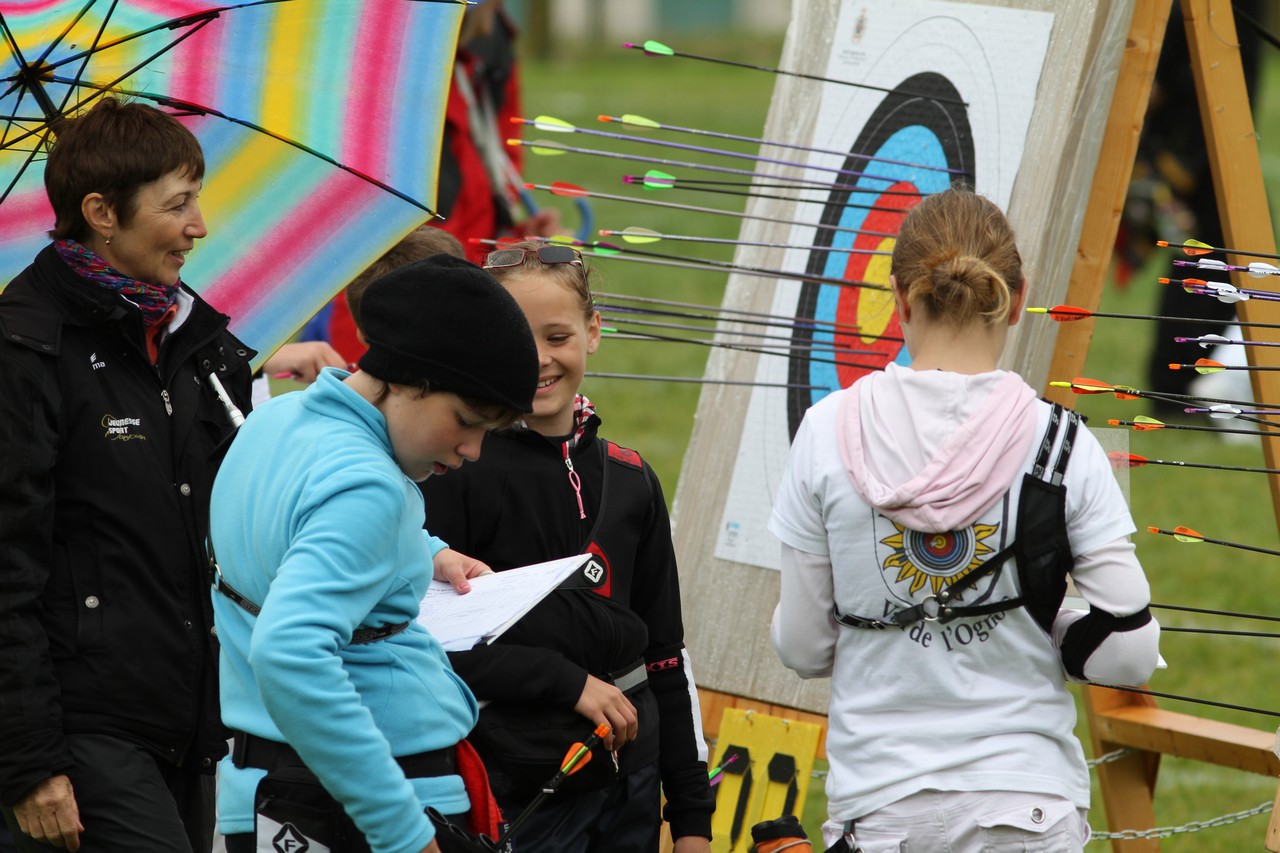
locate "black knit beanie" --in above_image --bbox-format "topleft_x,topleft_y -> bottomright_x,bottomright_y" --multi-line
357,254 -> 537,412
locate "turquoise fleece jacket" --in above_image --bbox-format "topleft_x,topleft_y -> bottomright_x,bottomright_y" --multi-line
210,369 -> 475,852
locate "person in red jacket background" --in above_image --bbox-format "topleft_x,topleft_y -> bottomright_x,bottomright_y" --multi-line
323,0 -> 561,363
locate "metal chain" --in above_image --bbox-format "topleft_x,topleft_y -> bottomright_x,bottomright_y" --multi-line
1088,800 -> 1274,842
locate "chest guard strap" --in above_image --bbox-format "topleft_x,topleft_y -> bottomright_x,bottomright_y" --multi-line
834,404 -> 1079,631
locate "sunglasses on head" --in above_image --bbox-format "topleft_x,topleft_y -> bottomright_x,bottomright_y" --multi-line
483,245 -> 583,270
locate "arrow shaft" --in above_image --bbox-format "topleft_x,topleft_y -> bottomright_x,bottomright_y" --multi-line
602,302 -> 871,341
586,371 -> 827,391
622,42 -> 969,107
525,182 -> 896,241
1111,419 -> 1280,436
622,176 -> 908,213
665,175 -> 925,198
601,114 -> 965,174
579,240 -> 887,290
599,227 -> 892,256
607,328 -> 888,371
603,314 -> 882,354
1149,527 -> 1280,558
1132,457 -> 1280,475
598,291 -> 867,336
1162,240 -> 1280,261
532,119 -> 943,184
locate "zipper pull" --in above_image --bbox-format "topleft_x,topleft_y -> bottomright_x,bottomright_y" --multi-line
160,389 -> 173,416
563,446 -> 586,520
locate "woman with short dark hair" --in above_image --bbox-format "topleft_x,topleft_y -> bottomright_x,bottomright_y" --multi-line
0,97 -> 252,852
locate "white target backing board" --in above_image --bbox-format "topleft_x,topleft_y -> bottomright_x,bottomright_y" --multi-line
714,0 -> 1053,571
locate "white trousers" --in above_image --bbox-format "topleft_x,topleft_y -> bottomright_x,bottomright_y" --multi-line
824,789 -> 1089,852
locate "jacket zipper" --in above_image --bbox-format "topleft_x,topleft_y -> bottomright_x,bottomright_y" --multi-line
562,441 -> 586,520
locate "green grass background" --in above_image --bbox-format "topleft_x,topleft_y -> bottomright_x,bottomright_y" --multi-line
512,28 -> 1280,851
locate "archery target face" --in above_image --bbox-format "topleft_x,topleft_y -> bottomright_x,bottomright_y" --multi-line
715,0 -> 1053,571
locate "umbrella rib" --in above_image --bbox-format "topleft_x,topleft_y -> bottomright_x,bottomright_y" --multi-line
0,127 -> 50,206
52,0 -> 118,122
0,15 -> 223,153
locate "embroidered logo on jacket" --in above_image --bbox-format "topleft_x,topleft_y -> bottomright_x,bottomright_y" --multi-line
101,414 -> 146,441
89,352 -> 105,371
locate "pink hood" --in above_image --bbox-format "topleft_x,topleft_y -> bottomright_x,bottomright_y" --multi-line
837,363 -> 1038,532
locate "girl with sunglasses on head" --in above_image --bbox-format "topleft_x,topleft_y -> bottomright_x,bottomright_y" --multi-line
420,242 -> 714,853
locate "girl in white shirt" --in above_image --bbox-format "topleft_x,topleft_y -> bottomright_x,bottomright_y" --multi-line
769,188 -> 1160,853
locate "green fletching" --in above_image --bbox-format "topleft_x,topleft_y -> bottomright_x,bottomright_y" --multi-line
621,114 -> 660,129
643,40 -> 674,56
534,115 -> 574,132
643,169 -> 676,189
529,140 -> 566,156
621,227 -> 661,244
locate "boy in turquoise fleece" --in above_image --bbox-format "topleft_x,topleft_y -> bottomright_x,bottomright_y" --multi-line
210,255 -> 538,853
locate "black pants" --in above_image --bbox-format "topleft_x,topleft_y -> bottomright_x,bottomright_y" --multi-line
1,734 -> 214,853
499,763 -> 661,853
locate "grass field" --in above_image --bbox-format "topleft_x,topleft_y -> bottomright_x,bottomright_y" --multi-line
519,26 -> 1280,851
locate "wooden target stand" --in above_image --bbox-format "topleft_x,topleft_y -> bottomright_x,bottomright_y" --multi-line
1046,0 -> 1280,849
659,1 -> 1280,851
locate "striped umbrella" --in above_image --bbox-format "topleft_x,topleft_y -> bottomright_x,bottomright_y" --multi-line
0,0 -> 462,365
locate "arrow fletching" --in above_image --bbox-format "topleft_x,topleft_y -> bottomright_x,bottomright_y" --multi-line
642,169 -> 676,188
642,39 -> 674,56
616,113 -> 660,129
617,226 -> 662,244
1195,358 -> 1225,374
532,115 -> 574,132
1132,416 -> 1166,431
560,743 -> 594,776
524,138 -> 568,156
1070,377 -> 1113,394
1039,304 -> 1091,321
1109,451 -> 1147,469
547,181 -> 590,198
1173,526 -> 1205,543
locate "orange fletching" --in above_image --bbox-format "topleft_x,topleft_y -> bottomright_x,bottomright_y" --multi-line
1071,377 -> 1112,394
550,181 -> 590,198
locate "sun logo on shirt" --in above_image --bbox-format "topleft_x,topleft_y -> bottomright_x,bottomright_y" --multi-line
880,521 -> 999,597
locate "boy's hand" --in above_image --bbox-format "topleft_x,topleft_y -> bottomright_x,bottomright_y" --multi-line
673,837 -> 712,853
432,548 -> 492,593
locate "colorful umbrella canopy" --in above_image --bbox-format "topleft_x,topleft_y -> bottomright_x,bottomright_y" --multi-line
0,0 -> 462,364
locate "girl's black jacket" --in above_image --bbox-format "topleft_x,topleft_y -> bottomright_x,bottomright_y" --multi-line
421,415 -> 714,841
0,246 -> 254,806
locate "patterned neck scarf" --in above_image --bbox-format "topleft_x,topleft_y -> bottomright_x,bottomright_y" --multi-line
54,239 -> 179,327
564,393 -> 596,450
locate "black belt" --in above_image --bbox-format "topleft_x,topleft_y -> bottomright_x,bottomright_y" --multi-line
232,732 -> 456,778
